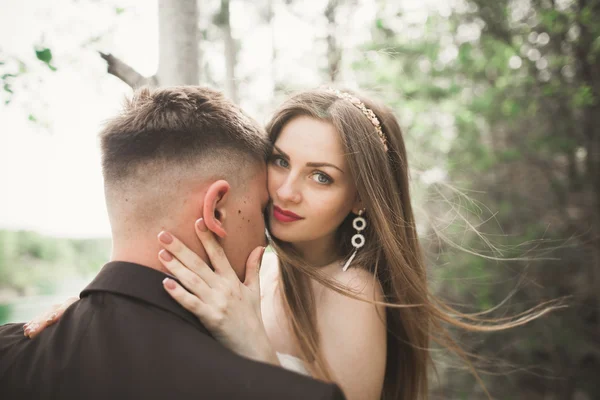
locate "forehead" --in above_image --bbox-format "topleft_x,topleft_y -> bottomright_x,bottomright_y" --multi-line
275,116 -> 345,162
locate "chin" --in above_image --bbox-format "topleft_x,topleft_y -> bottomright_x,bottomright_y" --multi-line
269,222 -> 309,243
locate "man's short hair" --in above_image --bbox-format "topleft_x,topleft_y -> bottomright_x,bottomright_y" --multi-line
99,86 -> 270,184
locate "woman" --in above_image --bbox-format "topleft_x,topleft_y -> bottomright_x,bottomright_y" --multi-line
25,87 -> 555,400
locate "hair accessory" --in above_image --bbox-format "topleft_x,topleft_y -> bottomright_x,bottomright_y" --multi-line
324,87 -> 388,151
342,209 -> 367,272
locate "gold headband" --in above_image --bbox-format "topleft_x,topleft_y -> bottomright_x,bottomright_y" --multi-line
324,87 -> 388,151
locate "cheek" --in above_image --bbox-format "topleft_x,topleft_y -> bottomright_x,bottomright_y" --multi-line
308,189 -> 353,225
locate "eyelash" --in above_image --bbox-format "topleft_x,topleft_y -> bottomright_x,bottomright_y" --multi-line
270,155 -> 334,185
311,172 -> 332,185
271,155 -> 289,168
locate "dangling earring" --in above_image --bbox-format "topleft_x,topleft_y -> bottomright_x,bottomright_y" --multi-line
342,209 -> 366,272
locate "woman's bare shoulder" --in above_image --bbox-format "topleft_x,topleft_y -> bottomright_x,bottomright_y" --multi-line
259,249 -> 280,287
333,266 -> 381,295
316,264 -> 384,304
316,265 -> 387,400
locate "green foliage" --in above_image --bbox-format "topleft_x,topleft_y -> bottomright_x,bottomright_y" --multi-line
0,230 -> 110,294
34,47 -> 56,71
573,84 -> 596,107
357,0 -> 600,397
0,304 -> 9,324
0,54 -> 17,104
1,48 -> 42,105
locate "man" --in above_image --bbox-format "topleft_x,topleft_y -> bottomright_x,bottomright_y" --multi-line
0,86 -> 345,400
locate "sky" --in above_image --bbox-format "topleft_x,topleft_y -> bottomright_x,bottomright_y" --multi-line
1,0 -> 159,238
0,0 -> 442,238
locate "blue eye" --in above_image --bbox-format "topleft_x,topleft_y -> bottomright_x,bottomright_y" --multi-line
272,156 -> 289,168
311,172 -> 332,185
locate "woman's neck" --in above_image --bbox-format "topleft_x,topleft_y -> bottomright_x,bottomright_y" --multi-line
291,233 -> 341,268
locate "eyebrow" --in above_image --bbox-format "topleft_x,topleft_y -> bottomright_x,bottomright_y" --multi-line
273,146 -> 345,174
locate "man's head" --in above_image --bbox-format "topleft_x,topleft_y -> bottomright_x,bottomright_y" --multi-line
101,86 -> 269,279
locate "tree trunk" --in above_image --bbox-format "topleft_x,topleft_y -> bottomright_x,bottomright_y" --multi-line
157,0 -> 200,86
219,0 -> 238,103
325,0 -> 341,83
576,0 -> 600,331
268,0 -> 278,94
101,0 -> 200,88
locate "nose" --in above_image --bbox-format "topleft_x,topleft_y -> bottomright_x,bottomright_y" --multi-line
276,175 -> 302,204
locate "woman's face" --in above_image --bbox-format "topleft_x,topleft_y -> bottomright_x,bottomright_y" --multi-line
267,115 -> 360,245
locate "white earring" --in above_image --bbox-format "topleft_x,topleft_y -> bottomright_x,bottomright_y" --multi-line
342,209 -> 366,272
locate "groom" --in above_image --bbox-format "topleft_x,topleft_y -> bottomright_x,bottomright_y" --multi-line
0,86 -> 345,399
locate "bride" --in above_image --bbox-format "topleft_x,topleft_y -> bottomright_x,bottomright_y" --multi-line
25,87 -> 554,400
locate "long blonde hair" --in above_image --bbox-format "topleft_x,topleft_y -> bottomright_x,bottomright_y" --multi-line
265,88 -> 559,400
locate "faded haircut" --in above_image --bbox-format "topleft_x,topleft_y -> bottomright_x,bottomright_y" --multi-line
99,86 -> 270,186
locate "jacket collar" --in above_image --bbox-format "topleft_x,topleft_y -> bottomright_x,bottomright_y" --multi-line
81,261 -> 211,337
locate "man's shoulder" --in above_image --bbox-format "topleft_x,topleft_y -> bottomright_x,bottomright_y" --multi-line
101,305 -> 345,400
193,351 -> 345,400
0,317 -> 345,400
0,322 -> 26,336
0,322 -> 32,384
0,296 -> 345,400
0,322 -> 28,355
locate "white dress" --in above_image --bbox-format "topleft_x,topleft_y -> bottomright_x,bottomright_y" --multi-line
262,253 -> 310,376
276,352 -> 310,376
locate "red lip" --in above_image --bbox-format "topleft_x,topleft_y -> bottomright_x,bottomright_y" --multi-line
273,205 -> 303,223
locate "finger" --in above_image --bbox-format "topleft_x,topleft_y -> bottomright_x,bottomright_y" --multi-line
159,249 -> 212,301
162,277 -> 208,319
243,246 -> 266,292
24,309 -> 55,338
25,301 -> 64,339
46,296 -> 78,325
195,218 -> 236,280
157,230 -> 218,287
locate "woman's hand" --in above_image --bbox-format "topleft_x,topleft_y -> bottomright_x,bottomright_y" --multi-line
157,218 -> 278,365
23,297 -> 79,338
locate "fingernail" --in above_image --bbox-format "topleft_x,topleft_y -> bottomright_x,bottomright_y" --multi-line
159,249 -> 173,262
196,218 -> 207,232
26,323 -> 39,335
163,277 -> 176,290
158,231 -> 173,244
47,313 -> 57,323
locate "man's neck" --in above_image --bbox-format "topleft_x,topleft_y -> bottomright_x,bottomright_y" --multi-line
110,236 -> 170,274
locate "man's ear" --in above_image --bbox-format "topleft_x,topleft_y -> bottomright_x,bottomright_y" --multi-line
203,180 -> 231,238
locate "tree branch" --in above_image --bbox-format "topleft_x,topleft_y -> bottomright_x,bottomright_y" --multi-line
98,52 -> 157,88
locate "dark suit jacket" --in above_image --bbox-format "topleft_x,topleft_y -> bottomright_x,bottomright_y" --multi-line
0,261 -> 345,400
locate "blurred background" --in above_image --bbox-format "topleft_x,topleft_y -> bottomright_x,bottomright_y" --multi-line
0,0 -> 598,398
